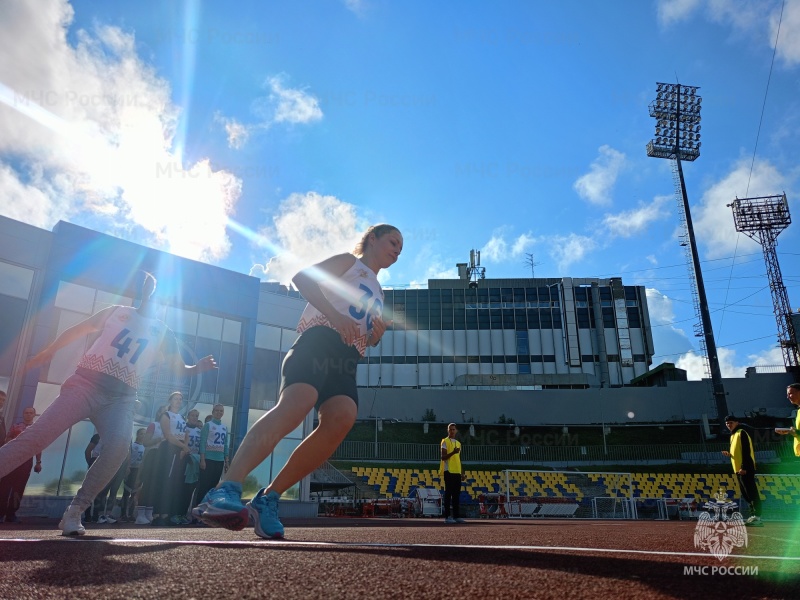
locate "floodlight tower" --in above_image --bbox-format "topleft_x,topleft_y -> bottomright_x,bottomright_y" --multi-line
646,82 -> 730,427
729,194 -> 799,374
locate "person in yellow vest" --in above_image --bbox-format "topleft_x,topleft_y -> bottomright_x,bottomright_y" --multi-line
721,415 -> 762,527
440,423 -> 466,524
776,383 -> 800,458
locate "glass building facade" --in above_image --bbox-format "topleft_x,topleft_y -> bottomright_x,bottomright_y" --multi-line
359,277 -> 654,389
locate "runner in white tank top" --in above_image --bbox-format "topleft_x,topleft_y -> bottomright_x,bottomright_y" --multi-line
1,272 -> 217,536
196,224 -> 403,539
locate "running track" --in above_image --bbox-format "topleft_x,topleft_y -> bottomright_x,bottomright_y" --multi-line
0,518 -> 798,599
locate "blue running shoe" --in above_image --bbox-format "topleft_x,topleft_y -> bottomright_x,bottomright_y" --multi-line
192,482 -> 248,531
247,489 -> 284,539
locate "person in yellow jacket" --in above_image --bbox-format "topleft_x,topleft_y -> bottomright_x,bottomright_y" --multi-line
776,383 -> 800,458
721,415 -> 763,527
440,423 -> 466,524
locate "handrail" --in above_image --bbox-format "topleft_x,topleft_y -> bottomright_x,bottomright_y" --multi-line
331,440 -> 793,465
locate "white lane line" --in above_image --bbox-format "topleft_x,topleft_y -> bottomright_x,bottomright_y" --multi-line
2,537 -> 799,561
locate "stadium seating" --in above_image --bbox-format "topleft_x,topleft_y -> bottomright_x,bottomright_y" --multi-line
347,467 -> 800,518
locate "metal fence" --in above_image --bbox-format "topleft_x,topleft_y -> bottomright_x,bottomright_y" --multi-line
331,440 -> 794,466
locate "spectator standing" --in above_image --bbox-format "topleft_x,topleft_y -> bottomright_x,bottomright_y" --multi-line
83,434 -> 101,522
157,391 -> 189,526
180,409 -> 203,524
195,404 -> 229,515
93,447 -> 129,524
440,422 -> 466,524
776,383 -> 800,458
721,415 -> 763,527
0,407 -> 42,523
136,405 -> 167,524
120,428 -> 146,521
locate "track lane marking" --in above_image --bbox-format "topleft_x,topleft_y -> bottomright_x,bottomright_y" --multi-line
1,537 -> 799,561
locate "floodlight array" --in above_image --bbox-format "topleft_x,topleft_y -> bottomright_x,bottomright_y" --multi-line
730,194 -> 791,236
647,83 -> 702,161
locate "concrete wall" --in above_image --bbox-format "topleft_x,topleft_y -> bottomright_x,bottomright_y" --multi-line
361,372 -> 796,426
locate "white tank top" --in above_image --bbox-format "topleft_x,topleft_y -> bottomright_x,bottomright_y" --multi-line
186,425 -> 202,455
149,421 -> 164,445
78,306 -> 170,389
296,256 -> 384,356
165,411 -> 186,439
205,421 -> 228,454
129,442 -> 145,468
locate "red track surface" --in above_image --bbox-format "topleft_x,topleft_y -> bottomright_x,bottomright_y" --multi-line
0,517 -> 798,599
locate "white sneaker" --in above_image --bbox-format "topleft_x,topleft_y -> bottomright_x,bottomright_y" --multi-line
59,508 -> 86,536
103,515 -> 117,524
97,515 -> 108,524
134,507 -> 150,525
444,517 -> 456,524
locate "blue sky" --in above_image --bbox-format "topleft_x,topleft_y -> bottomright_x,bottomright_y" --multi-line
1,0 -> 799,380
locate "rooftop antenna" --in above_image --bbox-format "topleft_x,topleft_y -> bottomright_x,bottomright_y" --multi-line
524,253 -> 542,278
467,249 -> 485,289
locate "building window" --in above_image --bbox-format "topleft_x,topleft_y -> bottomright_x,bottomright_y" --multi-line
515,330 -> 529,355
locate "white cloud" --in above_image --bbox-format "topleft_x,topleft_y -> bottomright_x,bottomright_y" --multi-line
675,344 -> 784,381
645,287 -> 696,364
773,0 -> 800,66
746,345 -> 785,366
481,234 -> 508,263
676,347 -> 747,379
548,233 -> 598,271
408,247 -> 458,287
646,288 -> 677,325
215,114 -> 250,149
656,0 -> 703,25
693,158 -> 786,258
573,145 -> 626,206
0,0 -> 239,262
511,232 -> 537,256
0,164 -> 67,227
216,75 -> 323,149
268,76 -> 324,125
659,0 -> 800,67
250,192 -> 364,284
603,196 -> 671,238
478,231 -> 538,266
481,230 -> 597,273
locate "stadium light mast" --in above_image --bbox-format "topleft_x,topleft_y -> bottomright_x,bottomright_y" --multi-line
646,82 -> 730,430
729,194 -> 799,376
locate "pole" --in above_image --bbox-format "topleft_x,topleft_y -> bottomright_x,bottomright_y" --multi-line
673,84 -> 729,431
674,156 -> 729,429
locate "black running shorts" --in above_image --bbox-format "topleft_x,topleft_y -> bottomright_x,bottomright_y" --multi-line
280,326 -> 361,409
